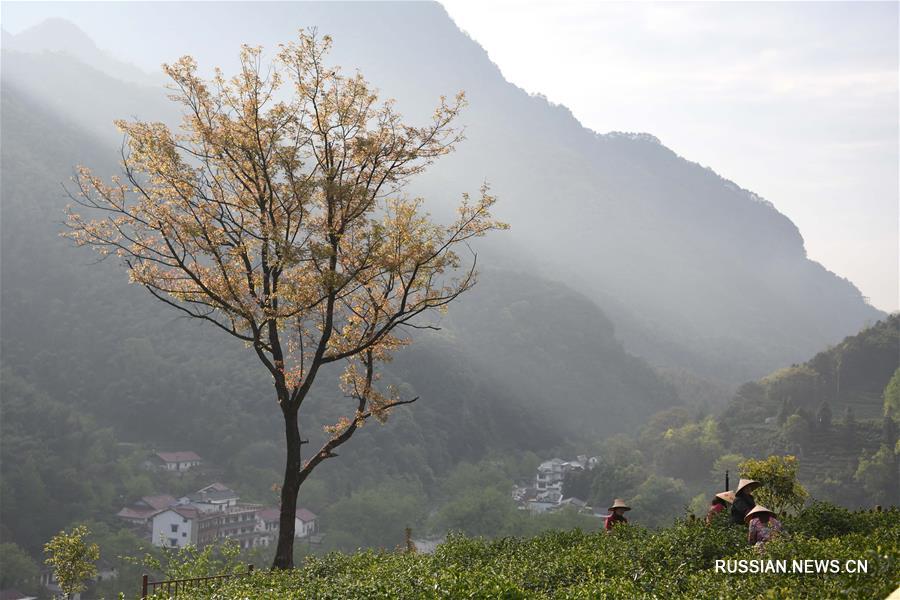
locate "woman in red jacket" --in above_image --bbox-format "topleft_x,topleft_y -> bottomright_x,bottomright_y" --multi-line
605,498 -> 631,531
706,491 -> 735,524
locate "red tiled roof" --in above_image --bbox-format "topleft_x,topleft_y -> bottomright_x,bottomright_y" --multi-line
141,495 -> 177,510
258,507 -> 317,523
116,507 -> 157,520
156,451 -> 202,463
172,506 -> 200,519
152,506 -> 199,521
295,508 -> 317,522
258,508 -> 280,522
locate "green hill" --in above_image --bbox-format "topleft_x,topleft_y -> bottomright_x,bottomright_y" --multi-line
717,316 -> 899,506
720,314 -> 898,442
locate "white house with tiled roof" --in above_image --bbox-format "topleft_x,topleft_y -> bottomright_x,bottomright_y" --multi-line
137,483 -> 319,549
151,506 -> 199,548
256,507 -> 318,541
295,508 -> 318,537
153,451 -> 202,471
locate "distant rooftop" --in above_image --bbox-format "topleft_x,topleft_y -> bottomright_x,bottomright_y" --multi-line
140,494 -> 177,510
197,482 -> 230,493
155,451 -> 202,463
296,508 -> 317,522
258,507 -> 317,522
186,489 -> 237,503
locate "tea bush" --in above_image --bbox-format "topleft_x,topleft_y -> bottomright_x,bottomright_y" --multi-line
148,503 -> 898,599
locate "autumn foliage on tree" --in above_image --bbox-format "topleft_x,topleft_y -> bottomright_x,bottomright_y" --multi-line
65,30 -> 506,569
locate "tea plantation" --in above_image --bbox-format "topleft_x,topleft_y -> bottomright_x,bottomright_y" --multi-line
152,502 -> 898,599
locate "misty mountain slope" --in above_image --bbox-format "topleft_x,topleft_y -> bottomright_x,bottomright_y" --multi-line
1,18 -> 166,86
426,82 -> 882,382
1,4 -> 881,386
415,269 -> 680,436
1,48 -> 178,149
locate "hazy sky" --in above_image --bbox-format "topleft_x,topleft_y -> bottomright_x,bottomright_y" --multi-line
2,1 -> 898,311
440,1 -> 899,312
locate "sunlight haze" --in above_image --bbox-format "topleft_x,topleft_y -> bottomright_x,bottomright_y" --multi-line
440,1 -> 899,311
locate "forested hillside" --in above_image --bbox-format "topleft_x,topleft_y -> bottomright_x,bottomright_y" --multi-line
720,315 -> 900,506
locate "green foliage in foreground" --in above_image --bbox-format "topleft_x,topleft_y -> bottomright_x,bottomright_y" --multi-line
148,505 -> 899,599
44,525 -> 100,597
739,455 -> 809,515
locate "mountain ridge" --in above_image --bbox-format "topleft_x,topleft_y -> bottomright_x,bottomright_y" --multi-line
1,17 -> 166,86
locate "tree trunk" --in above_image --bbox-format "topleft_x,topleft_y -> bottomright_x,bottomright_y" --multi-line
272,405 -> 301,569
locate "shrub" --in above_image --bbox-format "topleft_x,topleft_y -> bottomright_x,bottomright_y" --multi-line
740,455 -> 809,514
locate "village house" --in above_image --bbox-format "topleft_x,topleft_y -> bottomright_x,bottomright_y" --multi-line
196,504 -> 265,550
256,507 -> 319,543
151,451 -> 203,472
124,483 -> 320,550
515,455 -> 600,514
151,503 -> 269,550
178,482 -> 239,512
295,508 -> 319,538
256,508 -> 280,539
116,494 -> 177,526
535,457 -> 591,491
534,458 -> 567,492
151,506 -> 200,548
536,488 -> 564,505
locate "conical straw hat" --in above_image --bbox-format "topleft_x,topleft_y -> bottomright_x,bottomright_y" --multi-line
744,504 -> 776,524
735,478 -> 760,495
608,498 -> 631,511
714,491 -> 736,504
